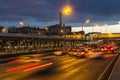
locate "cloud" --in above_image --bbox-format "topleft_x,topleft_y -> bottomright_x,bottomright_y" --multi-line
0,0 -> 120,27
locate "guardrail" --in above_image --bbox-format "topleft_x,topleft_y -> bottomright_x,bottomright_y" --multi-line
97,52 -> 120,80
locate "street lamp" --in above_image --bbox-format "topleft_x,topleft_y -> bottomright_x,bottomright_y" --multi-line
62,4 -> 73,16
2,28 -> 6,33
60,29 -> 64,33
19,21 -> 24,26
59,2 -> 73,27
44,27 -> 48,31
85,19 -> 90,24
82,19 -> 90,31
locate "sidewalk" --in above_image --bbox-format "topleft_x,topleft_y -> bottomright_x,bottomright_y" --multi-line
109,54 -> 120,80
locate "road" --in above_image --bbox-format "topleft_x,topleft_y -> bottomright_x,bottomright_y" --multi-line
0,54 -> 115,80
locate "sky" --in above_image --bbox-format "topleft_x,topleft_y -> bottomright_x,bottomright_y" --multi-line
0,0 -> 120,33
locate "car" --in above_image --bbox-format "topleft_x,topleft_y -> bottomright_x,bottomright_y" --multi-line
62,48 -> 70,54
88,49 -> 104,59
75,49 -> 89,58
53,51 -> 63,56
6,55 -> 54,73
68,49 -> 79,56
17,55 -> 41,63
103,46 -> 115,54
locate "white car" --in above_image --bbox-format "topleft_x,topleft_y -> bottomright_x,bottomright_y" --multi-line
15,55 -> 41,63
89,49 -> 104,59
53,51 -> 63,56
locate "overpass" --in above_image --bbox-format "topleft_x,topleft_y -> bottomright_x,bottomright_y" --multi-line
0,33 -> 89,55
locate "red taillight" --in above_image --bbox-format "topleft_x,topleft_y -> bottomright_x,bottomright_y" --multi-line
110,48 -> 114,50
104,48 -> 107,51
35,54 -> 45,56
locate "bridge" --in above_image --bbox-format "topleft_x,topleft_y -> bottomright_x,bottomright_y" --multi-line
0,33 -> 89,55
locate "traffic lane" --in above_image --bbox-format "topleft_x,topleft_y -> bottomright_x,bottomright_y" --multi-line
0,54 -> 115,80
0,55 -> 56,80
20,54 -> 115,80
0,55 -> 86,80
0,62 -> 54,80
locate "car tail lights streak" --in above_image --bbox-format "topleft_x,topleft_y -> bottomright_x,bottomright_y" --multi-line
23,62 -> 53,72
7,59 -> 20,64
6,62 -> 40,72
7,60 -> 17,64
35,54 -> 45,57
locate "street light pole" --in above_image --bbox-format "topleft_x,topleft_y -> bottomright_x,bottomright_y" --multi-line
82,23 -> 84,31
59,12 -> 62,27
59,3 -> 73,28
82,19 -> 90,31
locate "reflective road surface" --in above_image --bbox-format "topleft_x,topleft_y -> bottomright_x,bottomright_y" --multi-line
0,54 -> 115,80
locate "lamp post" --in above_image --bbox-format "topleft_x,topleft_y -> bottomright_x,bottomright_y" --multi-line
19,21 -> 24,27
82,19 -> 90,31
59,2 -> 73,27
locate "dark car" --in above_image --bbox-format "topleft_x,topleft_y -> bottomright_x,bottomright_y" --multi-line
68,49 -> 78,56
75,49 -> 88,58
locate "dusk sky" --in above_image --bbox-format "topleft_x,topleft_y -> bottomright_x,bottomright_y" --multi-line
0,0 -> 120,32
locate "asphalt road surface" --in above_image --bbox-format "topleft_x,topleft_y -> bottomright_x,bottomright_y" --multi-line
0,54 -> 115,80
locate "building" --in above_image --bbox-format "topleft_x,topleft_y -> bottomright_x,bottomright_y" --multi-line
8,26 -> 47,35
46,24 -> 71,35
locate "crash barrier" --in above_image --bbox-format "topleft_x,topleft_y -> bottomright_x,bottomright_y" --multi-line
97,52 -> 120,80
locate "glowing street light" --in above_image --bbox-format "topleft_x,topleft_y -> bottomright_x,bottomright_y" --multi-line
59,0 -> 73,27
85,19 -> 90,24
60,29 -> 64,33
62,4 -> 73,16
2,28 -> 6,33
19,21 -> 24,26
82,19 -> 90,31
44,27 -> 48,30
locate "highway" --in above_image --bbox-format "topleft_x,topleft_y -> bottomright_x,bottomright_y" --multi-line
0,54 -> 115,80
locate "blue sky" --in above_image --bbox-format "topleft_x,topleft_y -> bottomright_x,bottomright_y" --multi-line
0,0 -> 120,33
